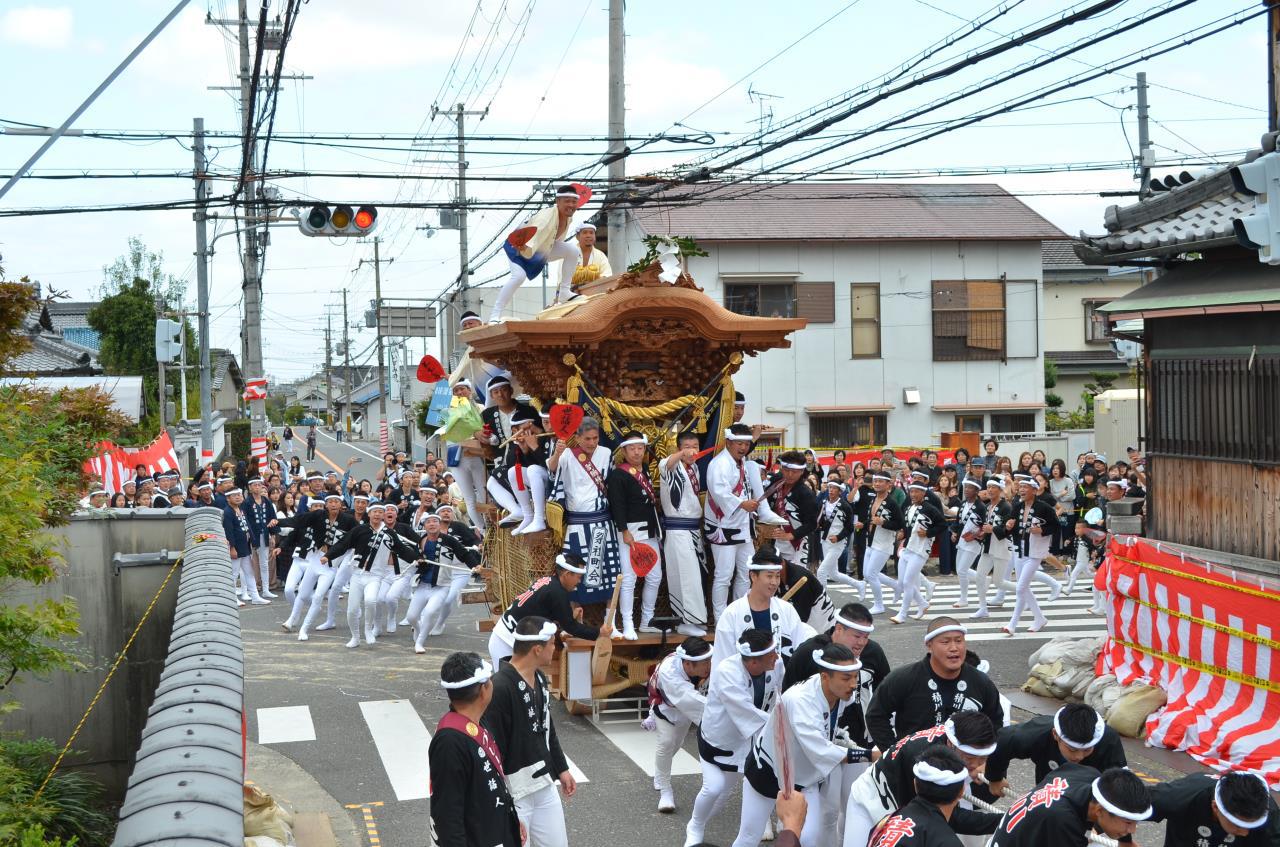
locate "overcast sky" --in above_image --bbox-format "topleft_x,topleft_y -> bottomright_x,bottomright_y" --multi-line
1,0 -> 1268,381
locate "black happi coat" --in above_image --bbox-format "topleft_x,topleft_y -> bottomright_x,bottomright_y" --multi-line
865,656 -> 1003,752
985,714 -> 1127,785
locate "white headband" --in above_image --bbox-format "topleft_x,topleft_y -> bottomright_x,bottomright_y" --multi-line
325,494 -> 344,501
987,475 -> 1005,486
1215,777 -> 1271,830
925,623 -> 967,643
434,507 -> 454,517
1091,778 -> 1153,821
617,435 -> 648,448
456,378 -> 473,388
779,461 -> 806,470
225,488 -> 243,497
353,493 -> 370,501
368,503 -> 386,512
913,759 -> 969,786
835,613 -> 874,634
1054,707 -> 1106,750
944,717 -> 997,756
871,473 -> 893,482
675,645 -> 713,662
747,560 -> 783,571
1106,479 -> 1125,487
512,621 -> 558,642
723,429 -> 753,442
738,638 -> 776,657
908,483 -> 929,492
963,478 -> 983,489
440,659 -> 494,689
813,650 -> 862,673
826,480 -> 844,488
555,553 -> 587,574
555,188 -> 579,198
90,489 -> 108,497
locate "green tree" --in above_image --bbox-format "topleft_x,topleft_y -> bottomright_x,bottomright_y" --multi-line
1043,359 -> 1063,411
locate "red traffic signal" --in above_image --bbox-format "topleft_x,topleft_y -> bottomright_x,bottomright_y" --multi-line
298,204 -> 378,237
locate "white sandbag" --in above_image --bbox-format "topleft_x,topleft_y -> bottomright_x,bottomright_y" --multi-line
1028,636 -> 1077,669
1084,673 -> 1119,715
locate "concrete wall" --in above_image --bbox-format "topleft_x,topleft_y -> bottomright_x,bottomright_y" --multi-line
627,236 -> 1047,446
1,509 -> 190,798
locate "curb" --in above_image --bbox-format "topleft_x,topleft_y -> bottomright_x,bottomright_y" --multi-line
246,741 -> 362,847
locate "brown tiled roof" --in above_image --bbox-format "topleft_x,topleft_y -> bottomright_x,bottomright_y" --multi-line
1042,239 -> 1107,269
630,182 -> 1066,242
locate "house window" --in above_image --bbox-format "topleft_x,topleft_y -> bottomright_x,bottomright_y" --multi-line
851,283 -> 881,358
1084,299 -> 1113,342
725,282 -> 794,318
795,281 -> 835,323
809,414 -> 887,448
989,413 -> 1036,434
932,280 -> 1005,362
954,414 -> 984,433
1149,354 -> 1279,463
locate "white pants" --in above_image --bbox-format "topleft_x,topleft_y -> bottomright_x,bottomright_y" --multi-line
819,538 -> 860,588
663,528 -> 708,628
835,761 -> 871,847
709,542 -> 753,619
733,779 -> 829,847
235,555 -> 264,601
490,239 -> 580,320
863,546 -> 899,609
488,629 -> 515,668
284,438 -> 294,453
433,567 -> 472,634
407,580 -> 448,640
894,548 -> 928,620
843,768 -> 893,847
954,547 -> 981,605
348,564 -> 396,641
284,551 -> 313,605
619,536 -> 662,630
256,542 -> 273,590
291,561 -> 337,632
383,569 -> 415,632
323,556 -> 356,628
776,536 -> 807,567
487,474 -> 522,520
449,453 -> 488,531
1008,555 -> 1046,630
653,713 -> 694,793
514,783 -> 568,847
687,760 -> 742,846
1066,549 -> 1092,594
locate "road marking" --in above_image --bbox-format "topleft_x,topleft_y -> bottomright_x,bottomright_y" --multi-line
359,700 -> 433,802
590,720 -> 700,778
318,428 -> 385,462
257,705 -> 316,744
344,802 -> 384,847
565,756 -> 590,784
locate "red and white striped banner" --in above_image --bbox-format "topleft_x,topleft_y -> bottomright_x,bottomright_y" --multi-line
379,418 -> 389,453
243,377 -> 268,402
250,436 -> 268,462
84,431 -> 181,493
1097,536 -> 1280,786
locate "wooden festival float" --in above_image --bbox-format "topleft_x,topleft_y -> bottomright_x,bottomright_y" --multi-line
459,257 -> 804,712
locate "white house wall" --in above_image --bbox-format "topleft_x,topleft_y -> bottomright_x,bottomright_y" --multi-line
676,239 -> 1045,448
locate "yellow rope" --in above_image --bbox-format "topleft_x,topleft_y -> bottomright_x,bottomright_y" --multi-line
1111,555 -> 1280,603
1111,637 -> 1280,695
33,555 -> 184,801
1110,589 -> 1280,651
599,394 -> 699,419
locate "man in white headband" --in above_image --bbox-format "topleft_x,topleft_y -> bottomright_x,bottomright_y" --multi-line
991,765 -> 1152,847
984,704 -> 1126,798
736,643 -> 871,847
1149,771 -> 1277,847
548,415 -> 621,610
659,431 -> 713,636
482,616 -> 574,847
711,549 -> 815,668
817,478 -> 865,594
442,377 -> 490,531
686,628 -> 783,847
759,449 -> 821,568
644,635 -> 713,814
429,652 -> 523,847
973,474 -> 1016,617
952,475 -> 987,608
320,502 -> 419,649
704,423 -> 765,618
606,429 -> 663,640
867,746 -> 976,847
571,221 -> 612,288
1002,476 -> 1059,635
489,183 -> 585,321
278,494 -> 356,640
891,482 -> 946,625
488,554 -> 601,667
844,712 -> 1001,847
860,470 -> 907,615
865,617 -> 1003,752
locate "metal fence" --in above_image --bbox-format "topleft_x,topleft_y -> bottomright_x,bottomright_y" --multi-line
112,507 -> 244,847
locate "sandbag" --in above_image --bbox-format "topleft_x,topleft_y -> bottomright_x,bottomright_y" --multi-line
1022,677 -> 1058,699
1029,659 -> 1064,685
1084,674 -> 1119,714
1059,636 -> 1105,668
245,838 -> 286,847
244,784 -> 295,845
1107,684 -> 1167,738
1029,637 -> 1077,669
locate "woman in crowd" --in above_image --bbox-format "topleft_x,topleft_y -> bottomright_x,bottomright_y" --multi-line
935,468 -> 960,576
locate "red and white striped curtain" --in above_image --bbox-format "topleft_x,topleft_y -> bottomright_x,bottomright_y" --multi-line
83,432 -> 181,493
1097,536 -> 1280,786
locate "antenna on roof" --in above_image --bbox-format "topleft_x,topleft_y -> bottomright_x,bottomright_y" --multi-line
747,83 -> 783,174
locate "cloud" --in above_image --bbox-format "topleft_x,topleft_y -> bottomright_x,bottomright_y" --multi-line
1,5 -> 73,49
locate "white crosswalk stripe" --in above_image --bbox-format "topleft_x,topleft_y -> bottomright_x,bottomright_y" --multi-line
587,719 -> 701,778
256,705 -> 316,744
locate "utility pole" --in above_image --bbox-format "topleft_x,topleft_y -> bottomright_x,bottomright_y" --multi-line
156,293 -> 168,430
324,314 -> 334,429
179,319 -> 188,419
342,289 -> 353,440
1270,0 -> 1280,132
1135,72 -> 1153,199
193,117 -> 213,464
357,238 -> 394,452
432,102 -> 487,370
606,0 -> 627,269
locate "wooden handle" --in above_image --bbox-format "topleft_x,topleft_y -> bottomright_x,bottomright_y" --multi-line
591,578 -> 623,685
781,575 -> 808,602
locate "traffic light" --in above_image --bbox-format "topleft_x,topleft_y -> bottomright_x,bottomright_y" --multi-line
1230,152 -> 1280,264
154,319 -> 181,363
298,204 -> 377,237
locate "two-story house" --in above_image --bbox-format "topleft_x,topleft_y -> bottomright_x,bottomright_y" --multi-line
623,182 -> 1066,447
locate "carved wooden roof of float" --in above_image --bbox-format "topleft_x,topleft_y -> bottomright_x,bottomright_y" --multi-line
461,263 -> 806,404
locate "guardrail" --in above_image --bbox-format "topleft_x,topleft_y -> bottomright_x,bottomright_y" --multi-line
112,507 -> 244,847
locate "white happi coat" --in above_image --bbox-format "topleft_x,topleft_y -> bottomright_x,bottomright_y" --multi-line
711,595 -> 815,668
751,673 -> 852,789
703,449 -> 753,544
653,653 -> 707,725
700,654 -> 784,767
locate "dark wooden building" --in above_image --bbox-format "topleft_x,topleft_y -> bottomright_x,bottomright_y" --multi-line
1078,133 -> 1280,562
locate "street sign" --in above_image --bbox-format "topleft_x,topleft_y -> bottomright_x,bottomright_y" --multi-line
376,305 -> 436,337
425,380 -> 452,428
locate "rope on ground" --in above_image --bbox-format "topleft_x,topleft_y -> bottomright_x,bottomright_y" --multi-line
32,555 -> 184,801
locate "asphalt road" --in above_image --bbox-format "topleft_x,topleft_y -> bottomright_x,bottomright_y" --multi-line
246,428 -> 1196,847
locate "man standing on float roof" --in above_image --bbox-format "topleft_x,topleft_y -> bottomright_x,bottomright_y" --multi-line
489,184 -> 587,322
